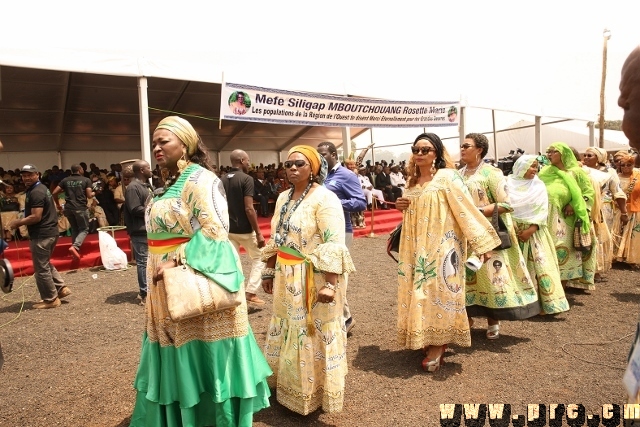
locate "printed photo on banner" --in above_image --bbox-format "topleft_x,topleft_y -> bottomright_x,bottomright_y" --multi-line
448,106 -> 458,122
228,91 -> 251,115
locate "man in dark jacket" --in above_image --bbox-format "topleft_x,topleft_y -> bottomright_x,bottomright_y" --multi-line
375,165 -> 402,203
124,160 -> 153,305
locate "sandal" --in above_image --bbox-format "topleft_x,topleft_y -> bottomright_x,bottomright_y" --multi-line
486,323 -> 500,340
421,344 -> 447,372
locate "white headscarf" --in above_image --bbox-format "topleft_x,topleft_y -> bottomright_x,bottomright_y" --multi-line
506,155 -> 549,226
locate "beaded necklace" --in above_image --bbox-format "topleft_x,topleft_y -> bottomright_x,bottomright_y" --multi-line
274,181 -> 313,246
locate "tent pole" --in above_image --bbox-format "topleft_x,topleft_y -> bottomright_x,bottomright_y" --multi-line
588,121 -> 596,147
492,110 -> 498,162
534,116 -> 541,155
342,127 -> 351,161
459,106 -> 466,147
137,77 -> 152,165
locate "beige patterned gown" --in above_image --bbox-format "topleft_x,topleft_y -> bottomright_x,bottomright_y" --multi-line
261,185 -> 355,415
397,169 -> 500,349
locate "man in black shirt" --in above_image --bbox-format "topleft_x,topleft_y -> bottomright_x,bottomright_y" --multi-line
222,150 -> 266,306
52,164 -> 93,260
124,160 -> 153,305
8,164 -> 71,309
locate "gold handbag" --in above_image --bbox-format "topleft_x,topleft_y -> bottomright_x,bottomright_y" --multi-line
162,260 -> 243,322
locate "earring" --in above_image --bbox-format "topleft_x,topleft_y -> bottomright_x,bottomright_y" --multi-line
309,173 -> 314,182
430,159 -> 437,176
177,151 -> 189,173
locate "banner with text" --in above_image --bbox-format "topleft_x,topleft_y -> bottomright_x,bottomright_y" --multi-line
221,82 -> 460,128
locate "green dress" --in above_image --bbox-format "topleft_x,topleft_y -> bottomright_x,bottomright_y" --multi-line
462,164 -> 539,320
130,164 -> 271,427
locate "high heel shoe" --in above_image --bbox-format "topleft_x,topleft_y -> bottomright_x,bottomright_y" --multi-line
486,322 -> 500,340
421,344 -> 446,372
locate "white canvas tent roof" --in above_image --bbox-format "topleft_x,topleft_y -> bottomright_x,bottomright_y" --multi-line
0,49 -> 368,168
486,119 -> 630,159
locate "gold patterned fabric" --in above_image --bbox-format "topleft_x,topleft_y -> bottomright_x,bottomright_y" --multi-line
261,186 -> 355,415
397,169 -> 500,349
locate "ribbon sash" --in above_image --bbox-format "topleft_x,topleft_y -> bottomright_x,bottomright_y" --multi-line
277,246 -> 315,336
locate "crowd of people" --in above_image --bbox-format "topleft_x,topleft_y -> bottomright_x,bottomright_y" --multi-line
4,45 -> 640,426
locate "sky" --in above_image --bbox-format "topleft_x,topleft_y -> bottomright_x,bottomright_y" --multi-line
2,0 -> 640,155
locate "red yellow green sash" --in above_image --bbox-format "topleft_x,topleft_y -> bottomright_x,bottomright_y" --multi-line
147,232 -> 191,255
277,246 -> 315,336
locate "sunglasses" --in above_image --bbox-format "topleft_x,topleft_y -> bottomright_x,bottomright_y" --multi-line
460,143 -> 475,150
546,150 -> 559,155
583,153 -> 595,158
411,146 -> 436,155
621,163 -> 635,167
284,160 -> 309,169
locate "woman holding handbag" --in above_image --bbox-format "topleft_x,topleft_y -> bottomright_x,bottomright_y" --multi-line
459,133 -> 538,340
260,145 -> 355,415
129,116 -> 271,427
539,142 -> 596,290
394,133 -> 500,373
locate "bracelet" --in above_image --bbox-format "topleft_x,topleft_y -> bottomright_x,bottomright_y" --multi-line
622,213 -> 629,216
261,275 -> 274,280
262,267 -> 276,277
323,282 -> 336,291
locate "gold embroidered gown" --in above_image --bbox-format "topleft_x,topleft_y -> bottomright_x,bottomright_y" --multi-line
261,186 -> 355,415
397,169 -> 500,349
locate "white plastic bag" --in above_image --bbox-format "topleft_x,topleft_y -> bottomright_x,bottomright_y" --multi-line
98,231 -> 128,270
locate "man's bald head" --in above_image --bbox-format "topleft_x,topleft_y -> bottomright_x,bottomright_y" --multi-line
230,149 -> 250,172
619,46 -> 640,154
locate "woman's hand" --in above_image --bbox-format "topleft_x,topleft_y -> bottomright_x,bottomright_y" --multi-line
517,225 -> 537,242
478,251 -> 494,263
395,197 -> 410,211
563,204 -> 575,217
317,286 -> 335,303
262,277 -> 273,294
153,259 -> 178,285
621,213 -> 630,226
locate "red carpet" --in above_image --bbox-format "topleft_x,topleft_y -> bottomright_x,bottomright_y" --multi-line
4,208 -> 402,277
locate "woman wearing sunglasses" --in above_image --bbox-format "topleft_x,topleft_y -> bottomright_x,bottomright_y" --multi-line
459,133 -> 538,340
260,145 -> 355,414
614,153 -> 640,268
394,133 -> 500,372
539,142 -> 596,290
582,147 -> 628,279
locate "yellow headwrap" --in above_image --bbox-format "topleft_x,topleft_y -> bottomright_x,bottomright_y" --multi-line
288,145 -> 321,176
585,147 -> 607,164
155,116 -> 199,156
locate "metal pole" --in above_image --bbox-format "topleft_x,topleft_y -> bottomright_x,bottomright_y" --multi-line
599,29 -> 611,148
367,129 -> 376,237
492,110 -> 498,161
137,77 -> 152,165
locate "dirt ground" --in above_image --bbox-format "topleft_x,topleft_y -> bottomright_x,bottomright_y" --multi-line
1,235 -> 639,427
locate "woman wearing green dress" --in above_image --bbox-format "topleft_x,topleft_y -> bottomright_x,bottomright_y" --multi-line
506,155 -> 569,315
539,142 -> 596,290
459,133 -> 538,340
130,116 -> 271,427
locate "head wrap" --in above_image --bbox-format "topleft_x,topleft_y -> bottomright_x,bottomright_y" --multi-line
288,145 -> 327,184
506,155 -> 548,225
155,116 -> 199,156
539,142 -> 593,233
585,147 -> 607,165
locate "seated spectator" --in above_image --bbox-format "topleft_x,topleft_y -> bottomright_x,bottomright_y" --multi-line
1,184 -> 22,241
375,165 -> 402,202
253,170 -> 276,217
274,168 -> 290,193
358,165 -> 388,209
390,165 -> 406,194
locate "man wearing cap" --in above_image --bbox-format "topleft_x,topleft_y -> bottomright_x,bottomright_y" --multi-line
317,141 -> 367,335
52,164 -> 93,259
8,164 -> 71,309
358,165 -> 387,209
